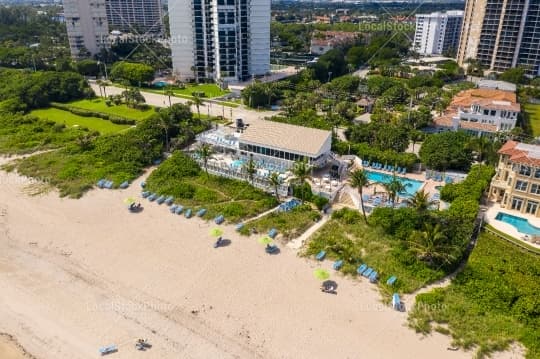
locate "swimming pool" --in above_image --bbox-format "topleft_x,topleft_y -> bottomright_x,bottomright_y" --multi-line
365,171 -> 423,196
231,159 -> 245,168
153,81 -> 168,88
495,212 -> 540,235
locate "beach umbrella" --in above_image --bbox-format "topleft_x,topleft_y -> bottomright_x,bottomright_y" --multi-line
313,268 -> 330,280
123,197 -> 136,205
209,228 -> 224,237
258,236 -> 273,245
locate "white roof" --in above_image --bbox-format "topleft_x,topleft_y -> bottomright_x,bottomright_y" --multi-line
239,121 -> 331,157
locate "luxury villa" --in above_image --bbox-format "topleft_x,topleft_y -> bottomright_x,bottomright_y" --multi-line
489,141 -> 540,217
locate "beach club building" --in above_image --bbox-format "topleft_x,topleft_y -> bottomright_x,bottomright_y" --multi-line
198,121 -> 332,171
489,141 -> 540,217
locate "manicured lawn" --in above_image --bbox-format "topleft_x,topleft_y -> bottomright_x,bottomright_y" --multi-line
409,232 -> 540,358
30,108 -> 130,134
148,83 -> 229,99
67,99 -> 155,121
523,103 -> 540,136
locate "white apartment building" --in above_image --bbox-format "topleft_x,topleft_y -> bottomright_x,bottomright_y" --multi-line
64,0 -> 109,57
412,11 -> 463,56
64,0 -> 163,58
169,0 -> 270,83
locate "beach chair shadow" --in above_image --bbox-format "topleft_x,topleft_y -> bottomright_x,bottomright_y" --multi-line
218,239 -> 232,247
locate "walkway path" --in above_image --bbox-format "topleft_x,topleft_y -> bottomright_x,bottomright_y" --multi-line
287,213 -> 331,250
89,81 -> 277,122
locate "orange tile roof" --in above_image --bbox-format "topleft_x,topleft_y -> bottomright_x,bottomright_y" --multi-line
449,89 -> 520,112
498,141 -> 540,167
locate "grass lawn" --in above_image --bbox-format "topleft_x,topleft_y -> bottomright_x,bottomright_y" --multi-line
409,231 -> 540,358
144,152 -> 278,222
147,83 -> 229,99
67,99 -> 155,121
31,108 -> 130,134
523,103 -> 540,136
239,204 -> 321,240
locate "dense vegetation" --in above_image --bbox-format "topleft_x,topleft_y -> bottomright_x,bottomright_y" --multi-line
144,152 -> 278,222
30,108 -> 130,134
409,232 -> 540,358
419,131 -> 473,171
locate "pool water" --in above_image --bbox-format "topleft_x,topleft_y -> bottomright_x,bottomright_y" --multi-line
495,212 -> 540,235
365,171 -> 423,196
231,160 -> 245,168
153,81 -> 168,88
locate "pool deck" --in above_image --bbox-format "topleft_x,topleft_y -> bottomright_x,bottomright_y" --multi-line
485,203 -> 540,248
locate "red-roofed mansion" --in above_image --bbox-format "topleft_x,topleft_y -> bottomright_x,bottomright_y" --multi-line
489,141 -> 540,217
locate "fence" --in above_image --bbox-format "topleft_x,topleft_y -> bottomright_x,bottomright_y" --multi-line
483,226 -> 540,256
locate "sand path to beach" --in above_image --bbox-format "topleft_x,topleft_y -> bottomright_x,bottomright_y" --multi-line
0,158 -> 483,358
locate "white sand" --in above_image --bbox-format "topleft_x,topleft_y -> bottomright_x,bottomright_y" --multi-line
0,158 -> 515,359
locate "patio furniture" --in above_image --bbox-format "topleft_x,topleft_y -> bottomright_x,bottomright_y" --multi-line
97,179 -> 106,188
140,181 -> 146,188
235,223 -> 244,231
369,271 -> 378,283
214,215 -> 224,224
170,204 -> 178,213
184,208 -> 192,218
392,293 -> 402,311
387,276 -> 397,286
265,243 -> 279,254
99,344 -> 118,356
141,191 -> 150,198
268,228 -> 278,238
164,196 -> 174,205
357,264 -> 367,275
315,250 -> 326,261
147,193 -> 157,201
363,268 -> 373,277
333,259 -> 343,270
119,181 -> 129,189
175,205 -> 184,214
197,208 -> 207,217
156,195 -> 166,204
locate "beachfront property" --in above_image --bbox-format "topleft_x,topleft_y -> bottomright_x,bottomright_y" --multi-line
194,120 -> 335,196
310,31 -> 358,56
489,141 -> 540,218
169,0 -> 270,83
433,88 -> 520,137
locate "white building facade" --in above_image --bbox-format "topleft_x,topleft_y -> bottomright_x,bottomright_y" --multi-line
169,0 -> 270,83
64,0 -> 109,57
412,11 -> 463,56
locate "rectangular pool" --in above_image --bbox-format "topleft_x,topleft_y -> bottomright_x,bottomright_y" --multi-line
365,170 -> 423,196
495,212 -> 540,235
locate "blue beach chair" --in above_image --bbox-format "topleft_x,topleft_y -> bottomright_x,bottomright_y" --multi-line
357,264 -> 367,275
140,181 -> 146,188
392,293 -> 401,311
97,179 -> 106,188
197,208 -> 207,217
119,181 -> 129,189
387,276 -> 397,286
363,267 -> 373,277
369,271 -> 378,283
333,260 -> 343,270
141,191 -> 150,198
214,215 -> 224,224
235,223 -> 244,231
184,208 -> 192,218
170,204 -> 178,213
268,228 -> 278,238
99,344 -> 118,356
175,205 -> 184,214
148,193 -> 157,201
164,196 -> 174,205
156,195 -> 166,204
316,250 -> 326,261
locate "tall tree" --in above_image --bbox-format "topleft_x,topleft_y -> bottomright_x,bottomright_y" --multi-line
292,158 -> 311,200
381,174 -> 407,205
349,169 -> 370,223
269,171 -> 281,202
244,154 -> 257,185
409,223 -> 457,267
191,93 -> 204,119
406,189 -> 435,213
196,143 -> 214,176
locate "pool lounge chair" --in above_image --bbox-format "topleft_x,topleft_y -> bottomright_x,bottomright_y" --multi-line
184,209 -> 192,218
197,208 -> 207,217
357,264 -> 367,275
392,293 -> 401,311
386,276 -> 397,286
156,195 -> 166,204
148,193 -> 157,201
99,344 -> 118,356
315,250 -> 326,261
369,271 -> 378,283
164,196 -> 174,205
175,205 -> 184,214
141,191 -> 150,198
333,260 -> 343,270
268,228 -> 278,238
401,167 -> 407,174
97,179 -> 106,188
235,223 -> 244,231
363,267 -> 373,277
105,181 -> 114,189
170,204 -> 178,213
119,181 -> 129,189
214,214 -> 225,224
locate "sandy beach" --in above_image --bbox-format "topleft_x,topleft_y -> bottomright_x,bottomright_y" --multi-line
0,157 -> 514,359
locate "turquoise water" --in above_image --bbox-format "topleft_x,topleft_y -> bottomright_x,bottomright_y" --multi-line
365,171 -> 423,196
495,212 -> 540,235
231,160 -> 245,168
154,81 -> 167,88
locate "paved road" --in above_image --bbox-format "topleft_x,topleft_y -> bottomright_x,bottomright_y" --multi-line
89,81 -> 277,123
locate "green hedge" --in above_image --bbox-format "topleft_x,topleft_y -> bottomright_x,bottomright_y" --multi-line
50,102 -> 136,125
333,140 -> 419,170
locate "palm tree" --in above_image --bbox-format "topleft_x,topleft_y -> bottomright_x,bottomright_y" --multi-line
192,94 -> 204,119
406,189 -> 435,213
408,223 -> 457,267
269,172 -> 281,201
101,80 -> 109,97
381,175 -> 407,205
292,158 -> 311,200
96,79 -> 104,97
244,154 -> 257,185
467,136 -> 493,163
349,169 -> 370,223
164,85 -> 174,107
196,143 -> 214,176
158,110 -> 177,151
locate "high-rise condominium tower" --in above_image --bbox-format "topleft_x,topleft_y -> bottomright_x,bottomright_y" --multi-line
64,0 -> 163,58
457,0 -> 540,77
412,11 -> 464,56
169,0 -> 270,83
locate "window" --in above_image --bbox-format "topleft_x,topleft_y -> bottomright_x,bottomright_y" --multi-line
511,197 -> 523,211
534,169 -> 540,179
519,165 -> 531,176
526,201 -> 538,215
491,110 -> 496,116
531,184 -> 540,195
515,180 -> 528,191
